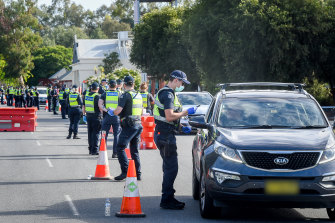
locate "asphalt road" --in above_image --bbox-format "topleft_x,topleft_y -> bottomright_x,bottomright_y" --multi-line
0,107 -> 331,222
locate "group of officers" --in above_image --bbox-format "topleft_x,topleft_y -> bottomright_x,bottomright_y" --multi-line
52,70 -> 197,210
0,85 -> 40,109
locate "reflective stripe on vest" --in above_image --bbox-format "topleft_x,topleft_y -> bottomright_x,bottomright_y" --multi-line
58,91 -> 64,100
105,90 -> 119,109
69,93 -> 79,107
9,88 -> 15,94
85,93 -> 98,113
128,91 -> 142,118
153,87 -> 182,125
141,92 -> 148,108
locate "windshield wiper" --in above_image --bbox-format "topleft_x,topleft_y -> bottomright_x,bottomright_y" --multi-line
292,125 -> 328,129
227,125 -> 292,129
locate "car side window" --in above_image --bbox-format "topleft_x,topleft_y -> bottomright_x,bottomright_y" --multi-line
206,98 -> 216,123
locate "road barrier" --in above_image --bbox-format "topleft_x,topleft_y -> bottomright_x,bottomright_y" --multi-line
0,107 -> 37,132
140,116 -> 157,150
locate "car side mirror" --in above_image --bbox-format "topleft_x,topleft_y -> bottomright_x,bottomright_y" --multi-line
189,115 -> 208,129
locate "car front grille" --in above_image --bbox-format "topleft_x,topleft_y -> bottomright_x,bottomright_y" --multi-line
240,151 -> 321,171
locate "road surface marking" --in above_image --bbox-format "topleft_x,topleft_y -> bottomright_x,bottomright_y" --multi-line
46,158 -> 53,167
36,141 -> 41,146
65,195 -> 79,216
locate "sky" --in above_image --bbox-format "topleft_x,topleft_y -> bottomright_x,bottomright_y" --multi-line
37,0 -> 113,11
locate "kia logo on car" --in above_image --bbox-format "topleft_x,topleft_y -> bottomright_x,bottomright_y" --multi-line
274,157 -> 289,165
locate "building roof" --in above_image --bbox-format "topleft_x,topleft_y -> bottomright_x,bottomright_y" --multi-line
49,68 -> 68,80
58,70 -> 73,81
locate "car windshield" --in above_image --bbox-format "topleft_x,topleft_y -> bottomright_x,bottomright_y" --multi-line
218,98 -> 328,128
37,89 -> 47,94
177,93 -> 212,106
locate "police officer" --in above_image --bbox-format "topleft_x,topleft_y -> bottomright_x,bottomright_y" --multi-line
116,79 -> 123,94
66,85 -> 83,139
26,87 -> 33,107
58,86 -> 67,119
140,82 -> 155,115
103,76 -> 143,180
0,85 -> 4,104
153,70 -> 197,210
7,86 -> 14,106
47,84 -> 52,112
51,86 -> 59,115
33,87 -> 40,110
98,80 -> 121,158
83,82 -> 101,155
98,79 -> 108,95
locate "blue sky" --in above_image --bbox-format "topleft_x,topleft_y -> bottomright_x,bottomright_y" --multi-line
37,0 -> 113,11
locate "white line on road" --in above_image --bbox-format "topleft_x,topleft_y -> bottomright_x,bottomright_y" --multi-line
46,158 -> 53,167
65,195 -> 79,216
36,141 -> 41,146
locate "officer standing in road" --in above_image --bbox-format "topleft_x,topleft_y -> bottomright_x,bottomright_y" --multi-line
7,86 -> 14,106
140,82 -> 155,115
66,85 -> 83,139
83,82 -> 101,155
98,79 -> 108,95
102,76 -> 143,180
58,86 -> 67,119
51,86 -> 59,115
47,84 -> 52,112
98,79 -> 121,158
153,70 -> 197,210
33,87 -> 39,110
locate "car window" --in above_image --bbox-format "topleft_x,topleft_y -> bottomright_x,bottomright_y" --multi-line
206,98 -> 216,123
37,89 -> 47,94
177,93 -> 212,106
217,98 -> 328,128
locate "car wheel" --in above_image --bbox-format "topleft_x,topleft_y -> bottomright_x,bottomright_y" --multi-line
199,171 -> 221,218
192,160 -> 200,200
327,208 -> 335,220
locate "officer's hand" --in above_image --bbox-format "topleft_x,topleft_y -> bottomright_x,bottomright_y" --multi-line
182,126 -> 192,134
187,106 -> 198,115
107,108 -> 114,116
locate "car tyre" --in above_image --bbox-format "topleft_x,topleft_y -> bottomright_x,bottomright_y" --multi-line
327,208 -> 335,220
199,171 -> 221,218
192,160 -> 200,200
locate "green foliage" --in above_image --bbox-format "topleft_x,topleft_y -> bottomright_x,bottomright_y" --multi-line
130,7 -> 200,90
28,45 -> 73,86
41,25 -> 88,47
101,52 -> 122,74
0,54 -> 6,80
303,76 -> 334,106
101,15 -> 132,38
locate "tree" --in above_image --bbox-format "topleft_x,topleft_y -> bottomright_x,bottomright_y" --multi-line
0,0 -> 42,85
42,25 -> 88,47
101,52 -> 122,74
29,45 -> 72,86
130,7 -> 200,90
101,15 -> 131,38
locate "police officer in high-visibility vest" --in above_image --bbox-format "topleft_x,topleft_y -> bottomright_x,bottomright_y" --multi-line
7,86 -> 14,106
15,88 -> 22,107
102,76 -> 143,181
116,79 -> 123,94
58,86 -> 67,119
0,85 -> 4,105
98,79 -> 121,158
66,85 -> 83,139
83,82 -> 101,155
33,88 -> 40,110
47,84 -> 52,112
64,86 -> 70,115
140,82 -> 155,115
153,70 -> 198,210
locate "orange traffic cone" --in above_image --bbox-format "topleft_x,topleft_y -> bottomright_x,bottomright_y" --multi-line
125,148 -> 131,160
45,99 -> 48,111
116,160 -> 145,218
59,104 -> 61,111
91,131 -> 113,180
13,98 -> 15,107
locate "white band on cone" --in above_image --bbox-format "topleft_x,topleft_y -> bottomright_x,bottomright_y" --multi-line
97,151 -> 108,165
123,177 -> 140,197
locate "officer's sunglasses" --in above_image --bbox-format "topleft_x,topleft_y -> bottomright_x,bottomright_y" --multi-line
178,79 -> 185,86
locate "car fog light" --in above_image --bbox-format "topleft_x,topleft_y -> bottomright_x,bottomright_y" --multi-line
214,172 -> 241,184
322,175 -> 335,182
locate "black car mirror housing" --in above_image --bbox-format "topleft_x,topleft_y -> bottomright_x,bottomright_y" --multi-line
189,115 -> 208,129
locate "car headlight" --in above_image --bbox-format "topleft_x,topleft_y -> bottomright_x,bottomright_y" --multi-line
214,141 -> 242,163
319,136 -> 335,164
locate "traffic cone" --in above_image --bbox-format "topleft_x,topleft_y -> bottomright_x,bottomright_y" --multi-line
45,99 -> 48,111
115,160 -> 145,218
59,104 -> 61,111
91,131 -> 113,180
125,148 -> 131,160
13,98 -> 15,107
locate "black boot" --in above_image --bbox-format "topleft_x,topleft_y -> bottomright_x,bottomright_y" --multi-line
73,133 -> 80,139
66,132 -> 72,139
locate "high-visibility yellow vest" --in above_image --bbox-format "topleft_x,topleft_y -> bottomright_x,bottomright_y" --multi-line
153,87 -> 182,125
85,92 -> 98,113
105,90 -> 119,109
65,88 -> 70,93
141,92 -> 148,108
58,91 -> 64,100
32,91 -> 37,97
69,93 -> 79,107
9,88 -> 15,94
128,91 -> 142,118
47,88 -> 50,96
15,89 -> 21,96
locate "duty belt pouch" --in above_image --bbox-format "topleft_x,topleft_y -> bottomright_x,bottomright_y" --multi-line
126,117 -> 135,127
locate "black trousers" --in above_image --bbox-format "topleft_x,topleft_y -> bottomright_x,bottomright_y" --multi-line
60,100 -> 67,118
7,95 -> 13,106
87,114 -> 101,153
52,98 -> 58,114
47,96 -> 51,111
68,107 -> 82,134
34,97 -> 39,110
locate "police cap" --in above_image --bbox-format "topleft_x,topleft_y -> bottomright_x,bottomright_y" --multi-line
91,82 -> 99,90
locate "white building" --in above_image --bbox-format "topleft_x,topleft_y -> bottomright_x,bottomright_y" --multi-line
51,31 -> 137,87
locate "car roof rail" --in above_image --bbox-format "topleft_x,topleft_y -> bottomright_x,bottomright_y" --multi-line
217,82 -> 306,94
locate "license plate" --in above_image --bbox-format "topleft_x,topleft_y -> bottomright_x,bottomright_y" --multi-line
265,180 -> 299,195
